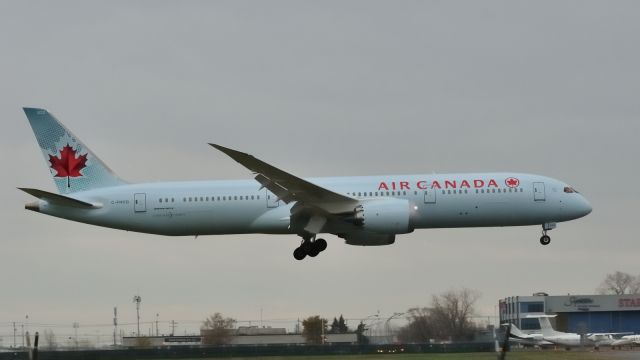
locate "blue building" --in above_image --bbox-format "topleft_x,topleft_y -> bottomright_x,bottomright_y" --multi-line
499,293 -> 640,334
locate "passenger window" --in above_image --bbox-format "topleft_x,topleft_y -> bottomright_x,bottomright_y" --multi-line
171,198 -> 174,202
234,196 -> 238,200
251,195 -> 254,200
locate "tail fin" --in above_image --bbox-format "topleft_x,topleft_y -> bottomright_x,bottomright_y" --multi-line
23,107 -> 126,194
527,315 -> 560,337
506,323 -> 528,339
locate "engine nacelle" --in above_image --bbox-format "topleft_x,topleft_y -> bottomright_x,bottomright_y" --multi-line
342,232 -> 395,246
353,198 -> 416,234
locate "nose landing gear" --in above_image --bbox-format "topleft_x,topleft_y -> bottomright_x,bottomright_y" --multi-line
539,222 -> 556,246
540,233 -> 551,245
293,235 -> 327,260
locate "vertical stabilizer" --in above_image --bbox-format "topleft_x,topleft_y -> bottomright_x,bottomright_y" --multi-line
23,107 -> 126,194
507,324 -> 528,338
532,315 -> 561,337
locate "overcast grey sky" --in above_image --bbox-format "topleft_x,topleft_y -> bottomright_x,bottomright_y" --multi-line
1,0 -> 639,338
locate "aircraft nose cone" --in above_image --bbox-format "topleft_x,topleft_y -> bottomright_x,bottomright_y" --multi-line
577,197 -> 592,218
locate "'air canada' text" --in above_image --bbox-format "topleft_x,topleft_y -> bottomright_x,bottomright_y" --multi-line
377,179 -> 506,191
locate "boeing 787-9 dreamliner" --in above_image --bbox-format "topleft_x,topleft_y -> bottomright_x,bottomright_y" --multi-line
20,108 -> 592,260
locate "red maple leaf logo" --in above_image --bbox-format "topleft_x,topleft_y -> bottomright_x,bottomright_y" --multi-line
49,144 -> 88,182
505,177 -> 520,187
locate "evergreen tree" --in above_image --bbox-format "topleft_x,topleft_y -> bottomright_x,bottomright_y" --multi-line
356,321 -> 369,344
338,315 -> 348,333
330,317 -> 339,334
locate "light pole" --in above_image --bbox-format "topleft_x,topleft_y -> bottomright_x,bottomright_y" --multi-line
113,307 -> 118,346
364,312 -> 380,339
385,312 -> 404,344
133,295 -> 142,337
72,322 -> 79,349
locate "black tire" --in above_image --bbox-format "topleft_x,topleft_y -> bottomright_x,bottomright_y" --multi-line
307,246 -> 320,257
316,238 -> 327,252
293,247 -> 306,260
540,235 -> 551,245
302,241 -> 313,253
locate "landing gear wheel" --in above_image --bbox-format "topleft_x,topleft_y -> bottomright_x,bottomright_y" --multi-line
292,235 -> 328,260
540,235 -> 551,245
316,238 -> 327,252
293,247 -> 306,260
307,247 -> 320,257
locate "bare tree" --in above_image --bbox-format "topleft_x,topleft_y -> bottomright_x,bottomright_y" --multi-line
397,288 -> 481,342
597,271 -> 637,295
42,329 -> 57,349
201,313 -> 237,345
397,307 -> 432,343
430,288 -> 480,341
302,316 -> 328,344
631,275 -> 640,294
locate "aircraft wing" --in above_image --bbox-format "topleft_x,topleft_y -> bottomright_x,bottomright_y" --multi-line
210,144 -> 356,207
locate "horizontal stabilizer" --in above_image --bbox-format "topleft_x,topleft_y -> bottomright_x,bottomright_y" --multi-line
18,188 -> 98,208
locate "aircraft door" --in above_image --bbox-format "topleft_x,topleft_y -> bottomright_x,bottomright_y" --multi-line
423,189 -> 436,204
134,193 -> 147,212
266,189 -> 279,208
533,182 -> 546,201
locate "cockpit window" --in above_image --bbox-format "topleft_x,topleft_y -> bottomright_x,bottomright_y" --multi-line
564,186 -> 579,193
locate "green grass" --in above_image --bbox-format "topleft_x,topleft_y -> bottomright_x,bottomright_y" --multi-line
149,350 -> 639,360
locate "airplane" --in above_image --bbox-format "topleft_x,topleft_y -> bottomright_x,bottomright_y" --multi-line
611,334 -> 640,348
527,315 -> 624,350
19,107 -> 592,260
502,323 -> 553,347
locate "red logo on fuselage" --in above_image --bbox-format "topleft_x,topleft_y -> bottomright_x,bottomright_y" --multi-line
505,177 -> 520,188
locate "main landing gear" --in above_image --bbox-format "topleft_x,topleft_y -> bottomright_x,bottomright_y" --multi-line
293,235 -> 327,260
539,222 -> 556,246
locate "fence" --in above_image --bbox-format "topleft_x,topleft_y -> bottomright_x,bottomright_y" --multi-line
0,342 -> 494,359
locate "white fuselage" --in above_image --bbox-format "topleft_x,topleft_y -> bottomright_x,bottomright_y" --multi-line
29,172 -> 592,237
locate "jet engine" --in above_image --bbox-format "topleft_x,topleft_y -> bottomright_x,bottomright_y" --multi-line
352,198 -> 416,234
341,232 -> 396,246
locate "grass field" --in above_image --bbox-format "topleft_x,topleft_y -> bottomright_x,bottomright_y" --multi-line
151,350 -> 640,360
